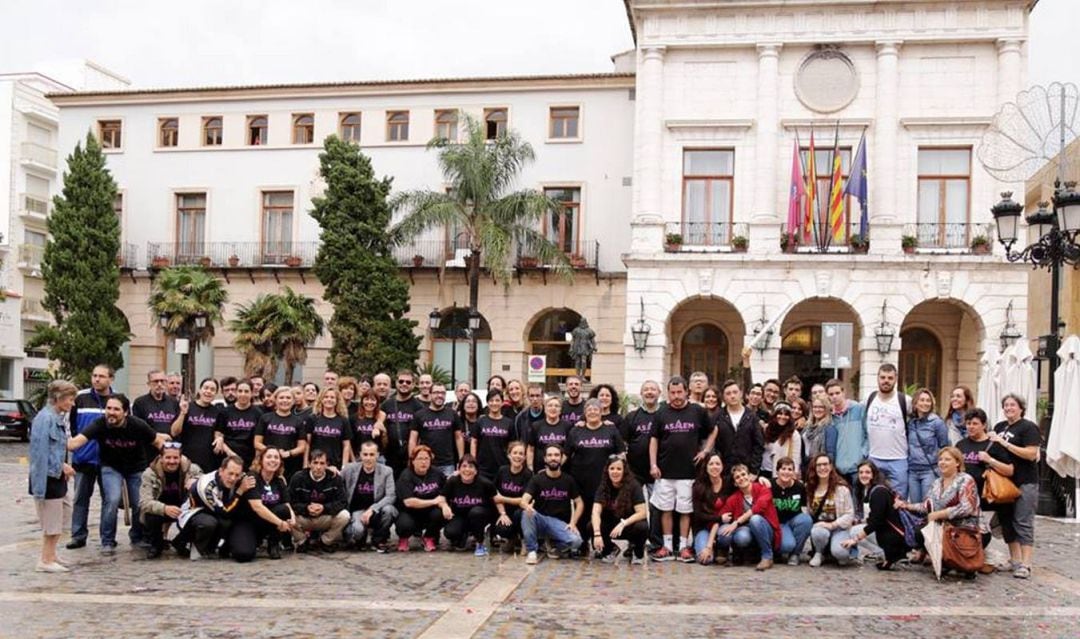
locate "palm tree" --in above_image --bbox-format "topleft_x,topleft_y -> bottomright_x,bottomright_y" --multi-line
229,294 -> 279,380
391,114 -> 570,386
148,266 -> 228,393
271,287 -> 325,386
228,287 -> 325,385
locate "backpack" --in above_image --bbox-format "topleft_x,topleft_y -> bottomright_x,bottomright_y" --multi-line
863,391 -> 909,435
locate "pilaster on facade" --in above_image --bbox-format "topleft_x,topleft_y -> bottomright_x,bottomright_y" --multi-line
995,38 -> 1024,108
752,43 -> 782,224
634,46 -> 666,219
873,40 -> 902,226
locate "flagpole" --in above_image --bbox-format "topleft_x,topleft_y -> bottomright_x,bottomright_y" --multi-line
809,125 -> 821,252
824,120 -> 840,251
794,129 -> 807,245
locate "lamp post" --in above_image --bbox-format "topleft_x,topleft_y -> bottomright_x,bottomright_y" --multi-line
991,182 -> 1080,515
159,310 -> 208,394
751,302 -> 774,356
468,307 -> 481,389
999,301 -> 1022,353
874,300 -> 895,356
631,297 -> 651,355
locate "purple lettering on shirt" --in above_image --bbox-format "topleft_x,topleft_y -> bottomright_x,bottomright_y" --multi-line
453,494 -> 483,508
662,419 -> 697,433
539,487 -> 568,500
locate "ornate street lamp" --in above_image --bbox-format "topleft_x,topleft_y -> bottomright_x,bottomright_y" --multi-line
631,298 -> 651,355
428,307 -> 441,330
874,300 -> 895,355
751,302 -> 773,355
999,301 -> 1022,352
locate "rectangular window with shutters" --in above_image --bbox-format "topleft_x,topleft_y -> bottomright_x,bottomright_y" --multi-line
159,118 -> 179,147
202,117 -> 223,146
434,109 -> 458,141
261,191 -> 294,264
386,111 -> 409,141
542,187 -> 581,255
98,120 -> 122,149
339,112 -> 362,143
682,149 -> 734,245
483,108 -> 507,140
917,148 -> 971,248
176,193 -> 207,261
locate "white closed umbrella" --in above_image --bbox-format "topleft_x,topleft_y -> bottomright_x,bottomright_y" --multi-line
1012,339 -> 1040,422
1046,335 -> 1080,521
978,349 -> 1002,424
921,521 -> 944,580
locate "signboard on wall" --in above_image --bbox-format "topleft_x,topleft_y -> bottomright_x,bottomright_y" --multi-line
527,355 -> 547,383
820,322 -> 854,370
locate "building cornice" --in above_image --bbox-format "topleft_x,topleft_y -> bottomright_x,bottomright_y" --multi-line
48,73 -> 637,106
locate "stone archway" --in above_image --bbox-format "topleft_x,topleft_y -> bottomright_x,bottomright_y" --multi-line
667,297 -> 746,386
779,297 -> 864,397
900,299 -> 986,401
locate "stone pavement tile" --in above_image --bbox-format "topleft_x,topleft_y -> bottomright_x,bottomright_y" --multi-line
0,602 -> 439,639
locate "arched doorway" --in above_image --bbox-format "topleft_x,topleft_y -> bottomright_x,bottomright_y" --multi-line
431,307 -> 492,388
898,328 -> 942,400
527,308 -> 585,391
780,298 -> 863,398
900,299 -> 984,402
680,324 -> 729,385
668,297 -> 746,386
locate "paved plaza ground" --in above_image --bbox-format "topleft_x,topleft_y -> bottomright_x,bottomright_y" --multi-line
3,440 -> 1080,638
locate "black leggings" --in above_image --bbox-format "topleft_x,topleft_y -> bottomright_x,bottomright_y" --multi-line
598,511 -> 648,558
491,508 -> 523,541
396,507 -> 445,540
444,506 -> 492,548
229,504 -> 292,563
184,511 -> 231,555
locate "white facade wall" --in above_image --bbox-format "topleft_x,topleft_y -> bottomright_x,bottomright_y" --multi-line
623,0 -> 1032,398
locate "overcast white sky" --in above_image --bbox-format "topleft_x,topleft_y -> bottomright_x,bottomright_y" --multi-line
0,0 -> 1075,89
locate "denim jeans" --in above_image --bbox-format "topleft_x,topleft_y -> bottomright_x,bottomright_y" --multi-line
716,514 -> 775,560
870,457 -> 909,500
908,468 -> 937,504
693,528 -> 719,555
70,466 -> 102,543
779,512 -> 813,557
810,524 -> 857,565
522,511 -> 582,553
100,466 -> 144,548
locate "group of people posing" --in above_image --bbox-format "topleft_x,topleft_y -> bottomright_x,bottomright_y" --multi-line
27,356 -> 1040,580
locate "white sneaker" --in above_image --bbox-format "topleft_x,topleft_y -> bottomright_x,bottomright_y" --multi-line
35,561 -> 69,573
526,551 -> 538,565
190,546 -> 202,562
809,552 -> 823,567
787,554 -> 800,566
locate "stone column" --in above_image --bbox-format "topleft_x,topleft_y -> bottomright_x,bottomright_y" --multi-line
996,39 -> 1023,109
750,43 -> 783,255
634,46 -> 666,221
870,40 -> 902,255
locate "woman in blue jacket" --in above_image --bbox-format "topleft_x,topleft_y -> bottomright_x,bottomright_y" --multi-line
906,388 -> 949,503
28,380 -> 79,572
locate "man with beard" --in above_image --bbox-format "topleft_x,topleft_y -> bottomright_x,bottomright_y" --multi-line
416,373 -> 433,404
289,450 -> 349,552
520,444 -> 584,565
514,383 -> 546,445
372,373 -> 392,402
65,364 -> 113,550
560,375 -> 586,425
621,379 -> 663,549
382,370 -> 425,478
68,394 -> 166,553
408,383 -> 464,477
166,372 -> 183,401
648,376 -> 715,563
864,363 -> 910,497
215,377 -> 238,407
139,442 -> 202,559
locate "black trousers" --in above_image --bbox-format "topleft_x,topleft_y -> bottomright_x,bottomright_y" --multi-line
598,511 -> 648,558
396,507 -> 445,540
491,508 -> 523,541
229,504 -> 292,563
144,512 -> 179,551
444,506 -> 492,547
184,511 -> 232,555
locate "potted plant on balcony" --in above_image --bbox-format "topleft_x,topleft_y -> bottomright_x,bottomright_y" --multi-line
198,256 -> 212,268
228,254 -> 240,267
970,234 -> 991,255
151,255 -> 171,269
731,235 -> 748,253
849,233 -> 869,254
570,254 -> 587,268
780,233 -> 799,254
284,255 -> 302,267
901,234 -> 918,254
518,256 -> 539,268
412,254 -> 425,267
664,232 -> 683,252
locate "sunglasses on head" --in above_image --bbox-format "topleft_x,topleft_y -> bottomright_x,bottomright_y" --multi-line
163,441 -> 182,450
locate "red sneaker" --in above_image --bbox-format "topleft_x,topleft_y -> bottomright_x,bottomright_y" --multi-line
650,547 -> 675,562
397,538 -> 410,553
678,547 -> 695,563
423,537 -> 437,552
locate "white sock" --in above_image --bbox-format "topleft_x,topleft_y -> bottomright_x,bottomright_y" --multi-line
663,535 -> 673,551
681,536 -> 691,549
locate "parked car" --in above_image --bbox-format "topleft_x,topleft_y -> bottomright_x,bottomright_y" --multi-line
0,400 -> 36,441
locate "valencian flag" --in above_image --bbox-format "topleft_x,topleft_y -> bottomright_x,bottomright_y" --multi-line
826,123 -> 846,244
803,130 -> 818,245
844,130 -> 869,239
787,136 -> 806,245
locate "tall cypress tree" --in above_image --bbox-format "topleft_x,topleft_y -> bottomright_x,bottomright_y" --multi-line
29,133 -> 129,386
310,136 -> 419,375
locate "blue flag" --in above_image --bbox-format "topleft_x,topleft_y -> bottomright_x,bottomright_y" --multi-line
845,131 -> 869,237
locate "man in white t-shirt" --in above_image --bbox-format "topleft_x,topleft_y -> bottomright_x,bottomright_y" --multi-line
864,363 -> 910,498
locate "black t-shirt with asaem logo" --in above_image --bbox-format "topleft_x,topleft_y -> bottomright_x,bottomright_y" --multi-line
411,406 -> 463,468
349,468 -> 377,512
441,475 -> 496,516
158,469 -> 185,507
180,402 -> 220,474
470,415 -> 516,479
256,411 -> 307,476
957,437 -> 1014,499
132,393 -> 180,436
524,471 -> 580,523
649,403 -> 714,480
565,424 -> 624,496
495,465 -> 533,503
81,416 -> 158,475
395,468 -> 446,507
240,474 -> 290,520
528,420 -> 571,471
620,407 -> 658,482
215,404 -> 260,468
994,418 -> 1041,486
351,415 -> 379,451
306,414 -> 353,469
560,399 -> 586,426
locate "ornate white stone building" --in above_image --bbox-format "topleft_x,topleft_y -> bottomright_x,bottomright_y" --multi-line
44,1 -> 1033,401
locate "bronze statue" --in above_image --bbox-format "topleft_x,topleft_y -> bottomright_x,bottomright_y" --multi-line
569,318 -> 596,378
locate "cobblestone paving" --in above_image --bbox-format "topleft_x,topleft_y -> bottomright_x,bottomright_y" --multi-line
4,442 -> 1080,638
